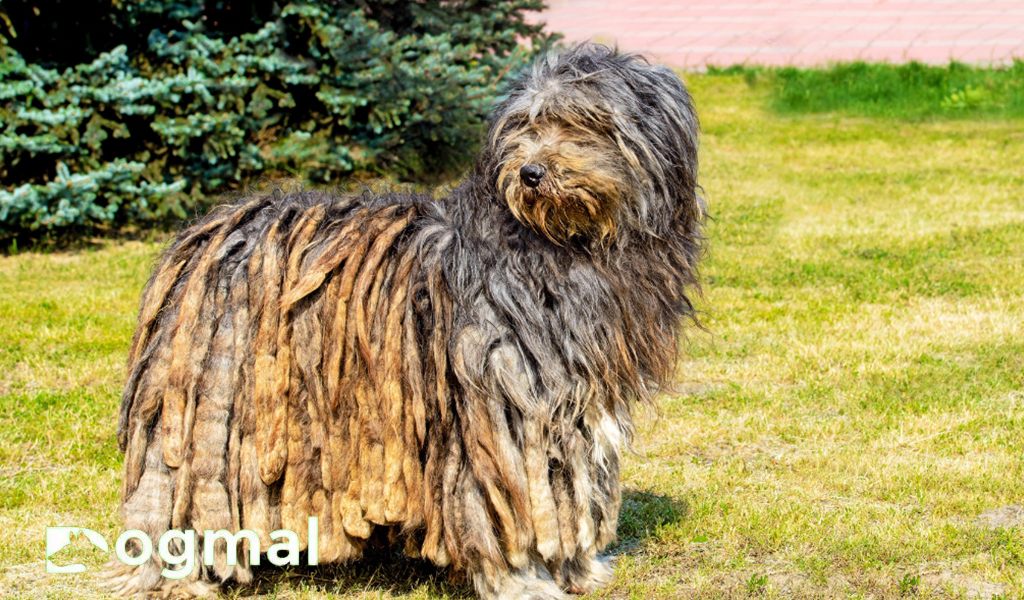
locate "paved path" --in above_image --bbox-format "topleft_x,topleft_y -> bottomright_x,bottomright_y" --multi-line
528,0 -> 1024,69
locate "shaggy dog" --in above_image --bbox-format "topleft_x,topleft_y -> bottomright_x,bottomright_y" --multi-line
107,44 -> 704,600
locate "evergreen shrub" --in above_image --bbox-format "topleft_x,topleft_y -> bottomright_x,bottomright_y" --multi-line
0,0 -> 555,237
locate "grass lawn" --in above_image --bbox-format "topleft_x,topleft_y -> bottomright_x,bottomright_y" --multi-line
2,71 -> 1023,599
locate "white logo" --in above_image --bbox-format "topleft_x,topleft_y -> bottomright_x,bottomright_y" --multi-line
46,517 -> 319,578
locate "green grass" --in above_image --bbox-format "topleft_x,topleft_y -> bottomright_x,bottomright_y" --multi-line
713,60 -> 1024,120
2,67 -> 1024,599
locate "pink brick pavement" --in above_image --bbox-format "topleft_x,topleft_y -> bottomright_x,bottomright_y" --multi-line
527,1 -> 1024,70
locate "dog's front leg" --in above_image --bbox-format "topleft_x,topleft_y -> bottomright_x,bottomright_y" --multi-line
450,322 -> 623,599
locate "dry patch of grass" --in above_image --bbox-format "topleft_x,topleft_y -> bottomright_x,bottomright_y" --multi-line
2,74 -> 1023,599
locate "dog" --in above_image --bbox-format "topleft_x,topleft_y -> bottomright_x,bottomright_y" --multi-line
106,43 -> 704,600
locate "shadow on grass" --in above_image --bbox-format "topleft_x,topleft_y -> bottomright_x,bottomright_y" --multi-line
609,488 -> 690,554
232,550 -> 474,599
223,489 -> 687,598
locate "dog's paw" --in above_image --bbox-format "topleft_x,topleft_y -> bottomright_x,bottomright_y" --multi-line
561,552 -> 614,593
564,555 -> 615,595
155,579 -> 219,599
473,562 -> 569,600
499,576 -> 567,600
99,559 -> 219,599
99,559 -> 161,597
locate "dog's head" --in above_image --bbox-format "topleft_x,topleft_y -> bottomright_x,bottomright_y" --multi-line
483,44 -> 701,246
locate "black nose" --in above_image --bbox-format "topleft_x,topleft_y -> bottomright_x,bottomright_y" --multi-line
520,164 -> 546,188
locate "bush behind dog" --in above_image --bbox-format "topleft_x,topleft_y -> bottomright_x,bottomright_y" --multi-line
0,0 -> 557,238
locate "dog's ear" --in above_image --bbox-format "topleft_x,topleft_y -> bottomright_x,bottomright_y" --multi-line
623,63 -> 700,188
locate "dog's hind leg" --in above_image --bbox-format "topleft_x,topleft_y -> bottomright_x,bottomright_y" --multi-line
101,425 -> 221,599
